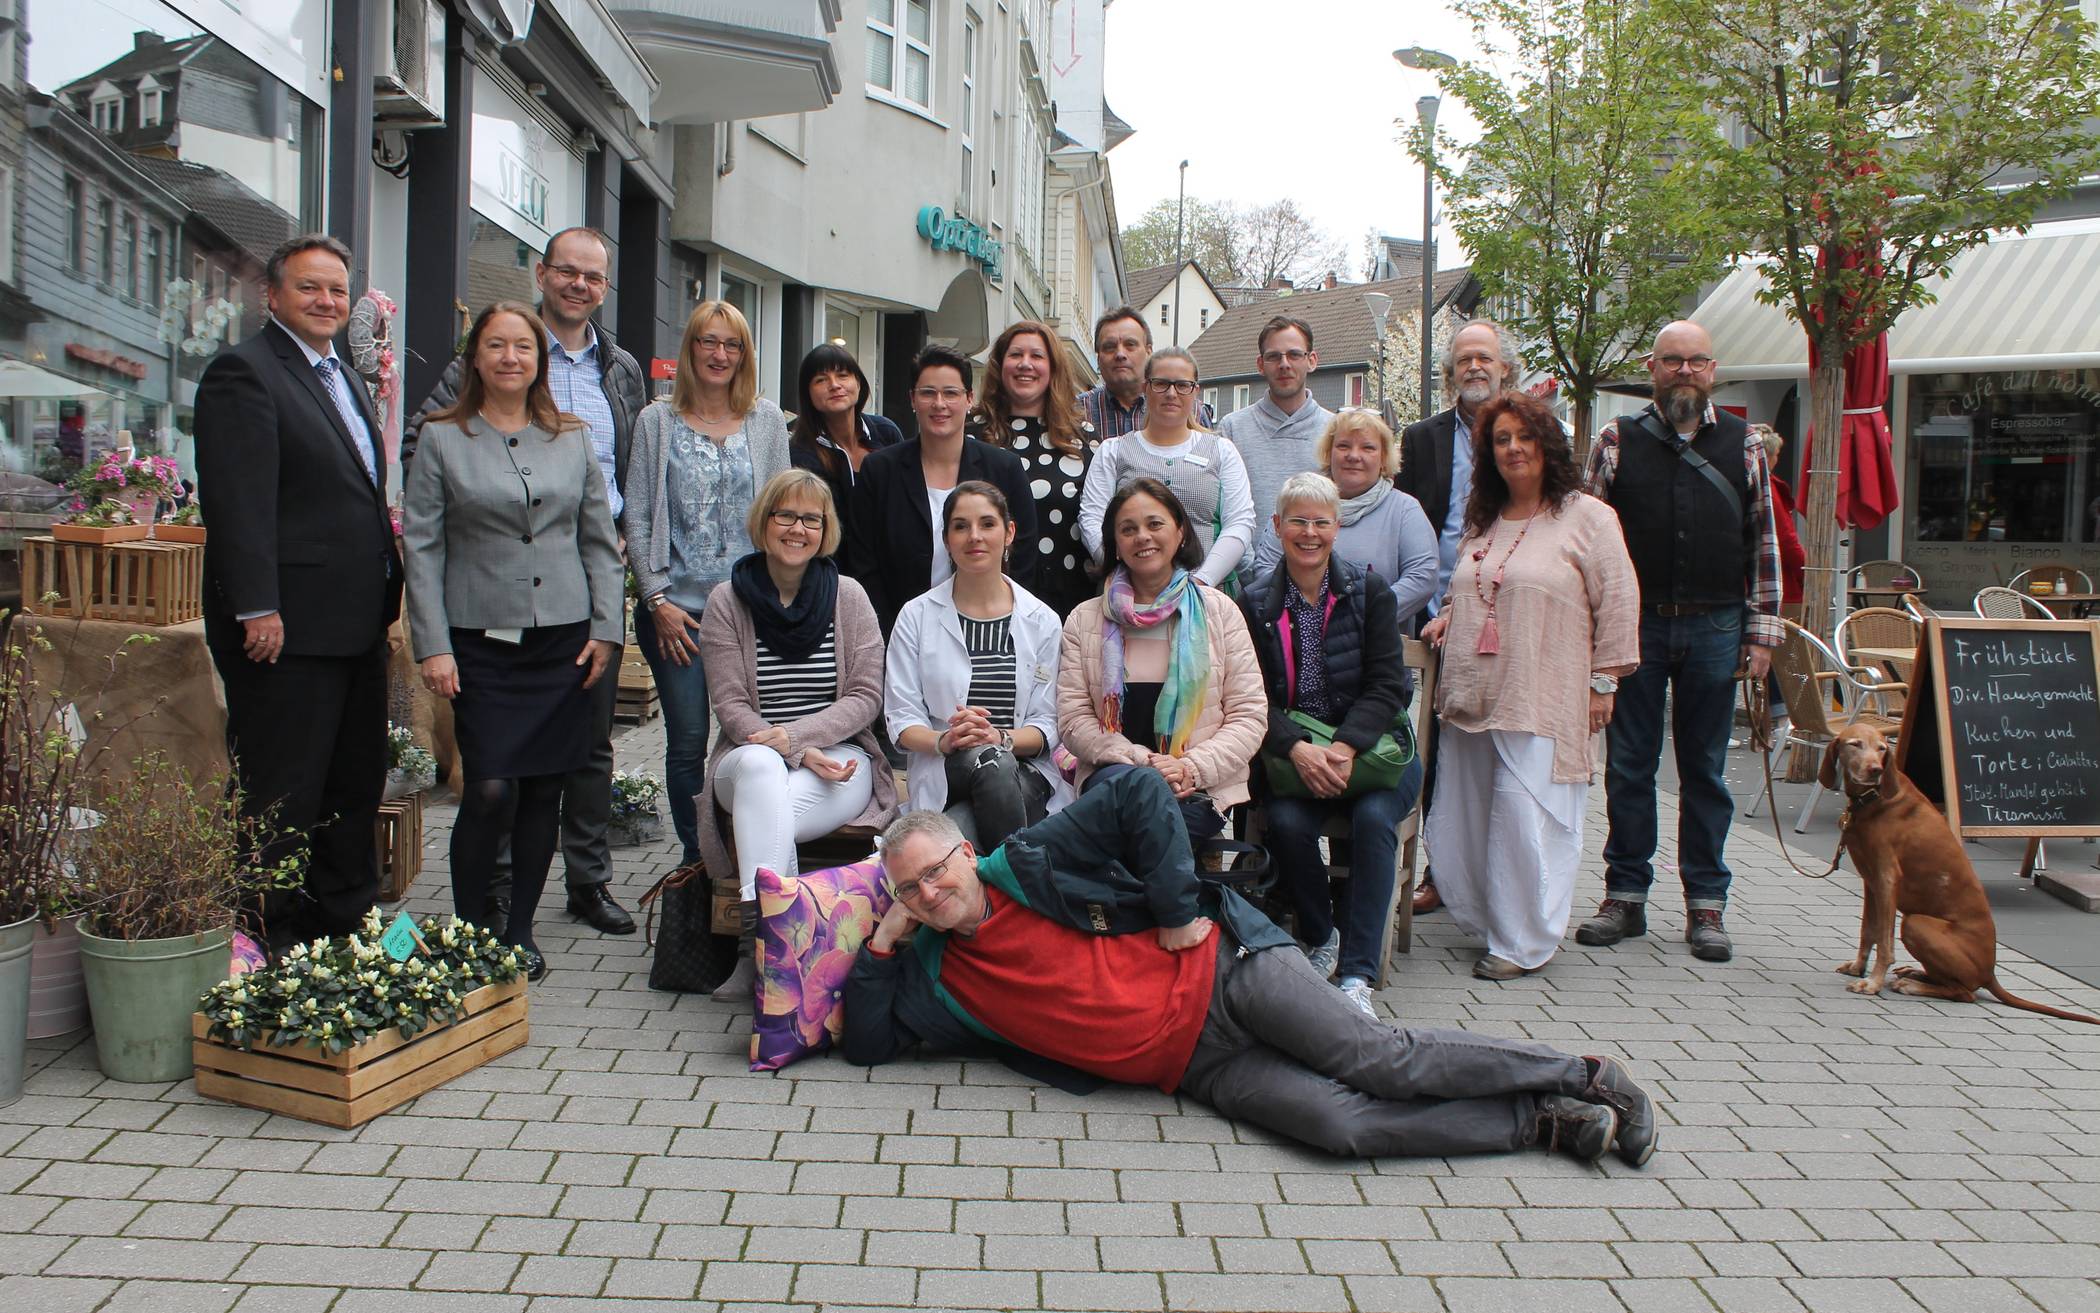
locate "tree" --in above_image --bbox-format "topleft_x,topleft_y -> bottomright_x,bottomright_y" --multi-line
1420,0 -> 1729,451
1664,0 -> 2100,632
1237,198 -> 1347,289
1119,195 -> 1345,288
1119,197 -> 1241,282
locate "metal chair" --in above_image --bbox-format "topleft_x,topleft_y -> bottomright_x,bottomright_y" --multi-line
1833,606 -> 1920,716
1899,593 -> 1935,623
1746,619 -> 1906,833
1849,559 -> 1925,591
2009,563 -> 2094,595
1974,586 -> 2055,620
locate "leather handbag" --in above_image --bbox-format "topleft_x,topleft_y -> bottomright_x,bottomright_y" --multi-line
1263,708 -> 1415,801
639,863 -> 738,993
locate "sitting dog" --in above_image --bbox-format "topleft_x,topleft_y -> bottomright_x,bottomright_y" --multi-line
1821,723 -> 2100,1023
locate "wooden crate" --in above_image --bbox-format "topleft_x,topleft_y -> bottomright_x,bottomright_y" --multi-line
615,647 -> 659,722
192,978 -> 528,1128
375,794 -> 424,902
21,536 -> 204,625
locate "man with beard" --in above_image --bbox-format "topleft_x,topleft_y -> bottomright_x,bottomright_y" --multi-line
1578,321 -> 1781,963
1397,319 -> 1514,915
1218,315 -> 1333,532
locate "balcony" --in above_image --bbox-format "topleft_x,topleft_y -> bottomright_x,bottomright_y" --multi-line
607,1 -> 841,125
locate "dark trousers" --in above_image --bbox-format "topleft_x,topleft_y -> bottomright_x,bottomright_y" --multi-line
943,746 -> 1054,851
1603,608 -> 1743,908
207,619 -> 386,941
1266,755 -> 1424,981
494,646 -> 618,891
1177,936 -> 1589,1157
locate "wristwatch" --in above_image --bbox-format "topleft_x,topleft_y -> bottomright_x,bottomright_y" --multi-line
1589,672 -> 1619,695
643,593 -> 666,612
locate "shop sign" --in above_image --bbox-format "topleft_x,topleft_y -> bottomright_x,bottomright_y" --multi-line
470,81 -> 584,250
497,142 -> 550,230
65,343 -> 148,380
916,205 -> 1004,281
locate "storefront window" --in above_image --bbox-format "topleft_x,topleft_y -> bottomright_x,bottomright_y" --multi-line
722,271 -> 762,350
1909,371 -> 2100,546
467,215 -> 540,311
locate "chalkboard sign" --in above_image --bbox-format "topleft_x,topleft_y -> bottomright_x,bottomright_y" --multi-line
1895,617 -> 2100,838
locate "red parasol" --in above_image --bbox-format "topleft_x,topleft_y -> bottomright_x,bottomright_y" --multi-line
1808,329 -> 1897,530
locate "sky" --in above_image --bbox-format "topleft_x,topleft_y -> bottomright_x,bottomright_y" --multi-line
1101,0 -> 1490,275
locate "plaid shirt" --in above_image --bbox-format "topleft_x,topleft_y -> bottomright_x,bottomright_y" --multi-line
547,326 -> 622,520
1585,402 -> 1783,648
1078,385 -> 1215,439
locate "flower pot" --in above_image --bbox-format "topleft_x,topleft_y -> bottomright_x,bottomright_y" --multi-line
77,923 -> 234,1083
153,524 -> 207,544
27,913 -> 89,1039
608,812 -> 662,848
50,522 -> 150,544
0,915 -> 35,1107
384,768 -> 433,801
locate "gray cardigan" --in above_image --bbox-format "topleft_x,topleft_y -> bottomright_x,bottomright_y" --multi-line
402,416 -> 624,660
626,397 -> 792,603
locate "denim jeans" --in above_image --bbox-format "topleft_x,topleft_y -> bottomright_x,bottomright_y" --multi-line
1603,607 -> 1742,909
1083,763 -> 1225,849
1265,755 -> 1424,981
635,605 -> 711,865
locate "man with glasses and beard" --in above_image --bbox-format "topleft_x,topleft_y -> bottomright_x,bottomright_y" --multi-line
1397,319 -> 1516,916
1577,321 -> 1782,964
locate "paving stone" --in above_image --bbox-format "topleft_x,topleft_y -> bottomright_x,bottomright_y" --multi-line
45,1237 -> 249,1281
419,1251 -> 525,1292
509,1255 -> 612,1296
236,1244 -> 431,1288
1042,1271 -> 1164,1310
1162,1272 -> 1348,1311
97,1280 -> 245,1312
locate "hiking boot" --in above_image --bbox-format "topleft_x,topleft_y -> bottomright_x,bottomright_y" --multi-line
1582,1055 -> 1659,1167
1532,1094 -> 1618,1162
1574,899 -> 1646,946
1686,908 -> 1734,962
1304,929 -> 1340,980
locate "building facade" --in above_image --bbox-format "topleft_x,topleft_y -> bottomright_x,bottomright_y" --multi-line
1127,261 -> 1224,351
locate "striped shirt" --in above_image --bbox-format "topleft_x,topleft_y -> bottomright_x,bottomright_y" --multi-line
547,326 -> 622,520
754,625 -> 837,722
959,613 -> 1018,728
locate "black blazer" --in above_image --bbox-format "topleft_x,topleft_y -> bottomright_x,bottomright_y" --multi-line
844,436 -> 1039,635
194,321 -> 402,656
1396,407 -> 1463,535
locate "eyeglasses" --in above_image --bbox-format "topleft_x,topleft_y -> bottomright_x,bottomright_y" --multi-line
544,263 -> 609,288
885,841 -> 962,903
769,510 -> 826,530
1145,379 -> 1199,396
913,386 -> 970,404
1282,516 -> 1337,532
696,335 -> 746,357
1655,354 -> 1715,373
1259,349 -> 1311,366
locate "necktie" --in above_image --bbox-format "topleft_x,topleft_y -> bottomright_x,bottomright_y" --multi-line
315,357 -> 378,486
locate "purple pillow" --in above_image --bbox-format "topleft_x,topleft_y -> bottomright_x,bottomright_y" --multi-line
750,859 -> 891,1072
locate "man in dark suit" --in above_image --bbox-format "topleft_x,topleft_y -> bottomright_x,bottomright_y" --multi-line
196,234 -> 402,948
1395,318 -> 1514,916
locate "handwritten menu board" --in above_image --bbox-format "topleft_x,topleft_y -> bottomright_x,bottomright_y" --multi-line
1897,619 -> 2100,837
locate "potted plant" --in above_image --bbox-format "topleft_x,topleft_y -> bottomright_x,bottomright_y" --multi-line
384,724 -> 436,800
51,499 -> 150,545
155,504 -> 206,544
65,450 -> 181,529
608,768 -> 664,847
72,755 -> 305,1083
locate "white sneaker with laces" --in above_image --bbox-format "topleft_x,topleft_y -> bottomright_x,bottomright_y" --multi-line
1304,929 -> 1340,980
1337,976 -> 1376,1017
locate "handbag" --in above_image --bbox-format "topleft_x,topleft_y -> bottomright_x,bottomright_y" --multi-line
639,863 -> 739,993
1263,707 -> 1415,801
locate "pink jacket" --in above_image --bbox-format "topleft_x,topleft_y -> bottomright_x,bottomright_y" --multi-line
1055,584 -> 1268,809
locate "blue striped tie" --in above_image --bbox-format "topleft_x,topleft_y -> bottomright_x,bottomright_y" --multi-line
315,357 -> 378,486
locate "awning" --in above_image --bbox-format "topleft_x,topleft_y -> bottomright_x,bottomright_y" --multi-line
1701,219 -> 2100,380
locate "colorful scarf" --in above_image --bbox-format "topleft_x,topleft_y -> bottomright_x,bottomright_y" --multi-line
1100,567 -> 1211,756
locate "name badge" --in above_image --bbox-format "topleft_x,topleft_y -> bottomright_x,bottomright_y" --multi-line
1180,453 -> 1210,469
483,627 -> 524,645
1033,662 -> 1052,684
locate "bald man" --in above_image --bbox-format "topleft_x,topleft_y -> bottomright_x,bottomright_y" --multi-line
1578,322 -> 1781,964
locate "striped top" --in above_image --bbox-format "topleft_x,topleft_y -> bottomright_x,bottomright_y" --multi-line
754,625 -> 838,722
959,613 -> 1018,728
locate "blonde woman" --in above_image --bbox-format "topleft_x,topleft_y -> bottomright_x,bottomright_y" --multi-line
626,301 -> 791,862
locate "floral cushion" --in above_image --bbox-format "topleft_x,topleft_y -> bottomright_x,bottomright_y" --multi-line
751,858 -> 890,1072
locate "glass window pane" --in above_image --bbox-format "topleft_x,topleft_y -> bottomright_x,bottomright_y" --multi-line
866,30 -> 893,88
870,0 -> 895,26
905,47 -> 930,105
906,0 -> 931,42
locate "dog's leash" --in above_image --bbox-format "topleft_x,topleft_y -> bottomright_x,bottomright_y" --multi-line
1739,678 -> 1846,880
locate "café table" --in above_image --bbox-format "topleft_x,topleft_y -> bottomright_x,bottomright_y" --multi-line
2031,591 -> 2100,620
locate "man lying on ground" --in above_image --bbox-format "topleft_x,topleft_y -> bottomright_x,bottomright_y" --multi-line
842,769 -> 1658,1164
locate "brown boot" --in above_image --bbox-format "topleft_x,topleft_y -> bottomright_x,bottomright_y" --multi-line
1411,875 -> 1443,914
1574,898 -> 1647,946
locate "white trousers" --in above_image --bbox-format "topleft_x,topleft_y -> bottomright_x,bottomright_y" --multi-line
1425,727 -> 1586,970
712,743 -> 875,899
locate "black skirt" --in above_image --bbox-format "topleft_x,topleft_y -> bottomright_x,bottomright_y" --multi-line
449,620 -> 594,780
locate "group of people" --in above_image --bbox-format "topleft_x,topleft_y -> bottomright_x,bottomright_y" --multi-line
191,225 -> 1779,1163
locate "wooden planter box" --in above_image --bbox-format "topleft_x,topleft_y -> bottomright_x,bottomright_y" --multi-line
192,977 -> 528,1128
375,794 -> 424,902
49,522 -> 150,544
153,523 -> 208,544
615,652 -> 660,723
22,536 -> 204,625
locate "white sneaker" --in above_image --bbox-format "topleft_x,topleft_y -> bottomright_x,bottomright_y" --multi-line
1337,976 -> 1376,1017
1304,929 -> 1340,980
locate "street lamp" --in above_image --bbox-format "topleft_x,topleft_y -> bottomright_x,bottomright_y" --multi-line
1394,47 -> 1454,422
1364,291 -> 1392,421
1173,159 -> 1188,347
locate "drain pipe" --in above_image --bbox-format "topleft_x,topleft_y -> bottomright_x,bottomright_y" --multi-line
717,121 -> 739,178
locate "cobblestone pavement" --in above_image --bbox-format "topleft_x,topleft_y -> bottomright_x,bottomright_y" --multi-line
7,713 -> 2100,1313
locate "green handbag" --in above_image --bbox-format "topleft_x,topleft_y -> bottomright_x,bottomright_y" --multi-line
1262,707 -> 1416,800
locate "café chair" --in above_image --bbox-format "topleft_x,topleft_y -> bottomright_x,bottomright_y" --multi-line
1973,585 -> 2056,621
1747,619 -> 1905,833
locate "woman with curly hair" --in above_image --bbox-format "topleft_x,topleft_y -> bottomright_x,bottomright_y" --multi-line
970,320 -> 1101,617
1420,392 -> 1638,981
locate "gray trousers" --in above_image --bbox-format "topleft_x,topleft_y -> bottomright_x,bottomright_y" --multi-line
495,644 -> 618,890
1177,937 -> 1590,1157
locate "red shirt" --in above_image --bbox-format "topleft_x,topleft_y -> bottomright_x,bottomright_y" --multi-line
936,889 -> 1217,1092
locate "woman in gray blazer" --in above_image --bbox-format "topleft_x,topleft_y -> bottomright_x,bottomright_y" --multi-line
624,299 -> 790,863
404,302 -> 623,981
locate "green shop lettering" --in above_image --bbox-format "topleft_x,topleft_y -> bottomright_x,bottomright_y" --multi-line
916,206 -> 1004,280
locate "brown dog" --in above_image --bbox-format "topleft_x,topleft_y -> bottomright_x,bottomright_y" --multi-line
1820,723 -> 2100,1023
